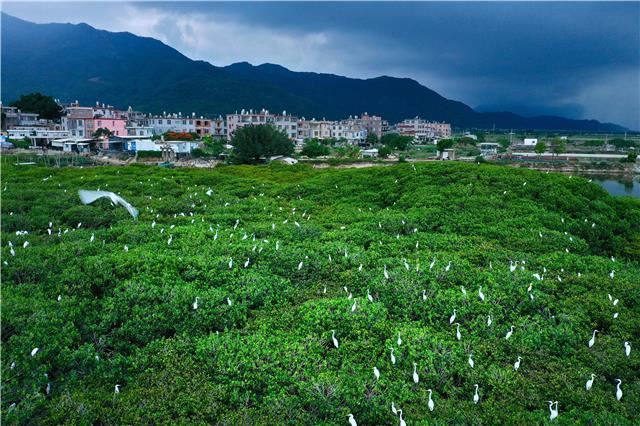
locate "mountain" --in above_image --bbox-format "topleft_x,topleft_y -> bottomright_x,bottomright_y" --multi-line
1,13 -> 626,131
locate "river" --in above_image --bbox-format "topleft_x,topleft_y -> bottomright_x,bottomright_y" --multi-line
590,176 -> 640,198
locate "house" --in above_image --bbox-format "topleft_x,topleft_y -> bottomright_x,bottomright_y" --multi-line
397,117 -> 452,141
479,143 -> 500,157
439,148 -> 456,160
523,138 -> 538,146
227,109 -> 298,141
361,148 -> 379,158
8,127 -> 70,147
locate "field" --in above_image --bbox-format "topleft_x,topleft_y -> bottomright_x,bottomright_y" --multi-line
2,160 -> 639,424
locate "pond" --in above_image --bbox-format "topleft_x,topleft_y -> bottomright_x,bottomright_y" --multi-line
590,176 -> 640,198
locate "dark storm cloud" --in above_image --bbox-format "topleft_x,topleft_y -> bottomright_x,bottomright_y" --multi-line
3,1 -> 639,128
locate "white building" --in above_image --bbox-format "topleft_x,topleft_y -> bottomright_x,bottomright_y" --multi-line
148,114 -> 197,134
297,118 -> 333,140
523,138 -> 538,146
8,127 -> 70,146
226,109 -> 298,141
331,120 -> 367,145
397,117 -> 452,140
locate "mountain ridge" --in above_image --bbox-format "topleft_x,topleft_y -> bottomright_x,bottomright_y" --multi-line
0,13 -> 627,131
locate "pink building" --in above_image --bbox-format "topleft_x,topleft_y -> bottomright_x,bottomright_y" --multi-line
89,118 -> 127,136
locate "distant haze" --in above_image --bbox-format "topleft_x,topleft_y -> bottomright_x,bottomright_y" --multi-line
3,1 -> 639,130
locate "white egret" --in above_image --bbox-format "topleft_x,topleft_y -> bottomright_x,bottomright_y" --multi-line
616,379 -> 623,401
609,270 -> 615,279
115,384 -> 121,394
445,261 -> 452,272
468,353 -> 474,368
397,332 -> 402,346
373,367 -> 380,380
429,258 -> 436,271
390,347 -> 396,365
342,412 -> 354,426
613,299 -> 619,306
298,261 -> 304,270
427,389 -> 434,411
358,264 -> 363,272
455,323 -> 461,341
412,362 -> 419,384
505,326 -> 515,340
624,341 -> 631,357
384,265 -> 389,280
78,190 -> 138,218
226,297 -> 232,306
473,384 -> 479,404
367,289 -> 374,302
57,295 -> 62,302
422,290 -> 427,301
478,286 -> 485,302
461,286 -> 467,297
331,330 -> 339,348
588,330 -> 598,348
585,374 -> 595,391
244,258 -> 250,268
514,356 -> 522,371
548,401 -> 558,421
192,297 -> 199,310
398,409 -> 406,426
228,258 -> 233,269
449,309 -> 457,324
351,300 -> 357,312
90,233 -> 95,243
31,347 -> 39,357
391,402 -> 398,415
167,235 -> 173,245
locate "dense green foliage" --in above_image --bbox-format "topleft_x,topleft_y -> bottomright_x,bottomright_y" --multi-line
2,159 -> 639,424
92,127 -> 112,139
302,139 -> 331,158
9,92 -> 62,120
437,139 -> 455,152
381,134 -> 412,151
535,141 -> 547,155
230,125 -> 294,164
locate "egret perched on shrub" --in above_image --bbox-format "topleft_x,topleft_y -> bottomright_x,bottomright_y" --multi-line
31,347 -> 39,357
473,384 -> 480,404
478,286 -> 485,301
367,289 -> 373,302
115,384 -> 121,394
347,414 -> 357,426
449,309 -> 457,324
390,347 -> 396,365
468,353 -> 474,368
624,341 -> 631,357
192,297 -> 199,310
548,401 -> 558,421
373,367 -> 380,380
615,379 -> 623,400
585,374 -> 595,391
331,330 -> 339,348
427,389 -> 434,411
514,356 -> 522,371
397,333 -> 402,346
588,330 -> 598,348
412,363 -> 419,383
505,326 -> 515,340
455,323 -> 461,341
398,409 -> 406,426
487,315 -> 492,326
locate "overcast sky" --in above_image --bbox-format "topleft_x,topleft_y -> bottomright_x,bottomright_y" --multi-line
3,1 -> 639,129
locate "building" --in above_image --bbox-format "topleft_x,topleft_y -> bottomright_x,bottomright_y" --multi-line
8,127 -> 70,147
126,124 -> 154,137
211,116 -> 227,139
397,117 -> 452,141
226,109 -> 298,141
331,118 -> 368,145
147,113 -> 197,134
523,138 -> 538,146
361,148 -> 379,158
479,143 -> 500,157
297,118 -> 333,140
1,105 -> 43,129
355,113 -> 383,138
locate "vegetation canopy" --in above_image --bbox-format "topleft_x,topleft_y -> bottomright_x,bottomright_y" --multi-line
2,160 -> 639,424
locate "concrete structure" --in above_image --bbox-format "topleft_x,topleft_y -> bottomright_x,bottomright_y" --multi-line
90,118 -> 127,137
147,114 -> 197,134
211,116 -> 227,139
397,117 -> 452,140
331,119 -> 367,145
361,148 -> 379,158
523,138 -> 538,146
356,113 -> 383,138
8,127 -> 70,146
1,106 -> 43,129
297,119 -> 333,140
226,109 -> 298,141
126,124 -> 154,137
479,143 -> 500,157
440,148 -> 456,160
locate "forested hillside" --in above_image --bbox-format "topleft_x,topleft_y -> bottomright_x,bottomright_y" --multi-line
2,160 -> 639,424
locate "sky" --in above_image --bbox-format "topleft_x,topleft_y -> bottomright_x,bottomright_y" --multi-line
3,1 -> 639,129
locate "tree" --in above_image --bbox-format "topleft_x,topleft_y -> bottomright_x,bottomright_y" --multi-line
626,152 -> 637,163
365,132 -> 379,145
93,127 -> 113,139
378,145 -> 392,158
437,139 -> 455,153
497,136 -> 510,149
381,133 -> 411,151
231,125 -> 293,164
301,139 -> 330,158
610,138 -> 635,149
552,138 -> 566,156
10,93 -> 63,120
535,141 -> 546,156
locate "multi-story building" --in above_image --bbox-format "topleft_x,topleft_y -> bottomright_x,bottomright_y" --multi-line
397,117 -> 451,141
147,113 -> 197,134
297,118 -> 333,141
1,105 -> 44,129
126,123 -> 154,137
211,116 -> 227,139
331,119 -> 368,145
7,127 -> 70,146
355,112 -> 383,138
226,109 -> 298,141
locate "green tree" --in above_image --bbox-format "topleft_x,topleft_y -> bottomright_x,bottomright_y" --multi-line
609,138 -> 635,149
626,152 -> 637,163
378,145 -> 392,158
230,125 -> 293,164
552,138 -> 566,156
93,127 -> 113,139
535,141 -> 547,156
381,133 -> 411,151
365,132 -> 379,145
497,136 -> 510,149
10,93 -> 63,120
301,139 -> 330,158
437,138 -> 455,153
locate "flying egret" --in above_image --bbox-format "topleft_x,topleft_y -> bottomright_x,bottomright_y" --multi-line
548,401 -> 558,421
514,356 -> 522,371
615,379 -> 623,401
397,332 -> 402,346
588,330 -> 598,348
455,323 -> 461,341
449,309 -> 457,324
373,366 -> 380,380
427,389 -> 434,411
78,190 -> 138,219
585,374 -> 595,391
413,362 -> 419,384
505,326 -> 515,340
473,384 -> 479,404
331,330 -> 339,348
192,297 -> 199,310
478,286 -> 485,302
347,413 -> 357,426
624,341 -> 631,357
390,347 -> 396,365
